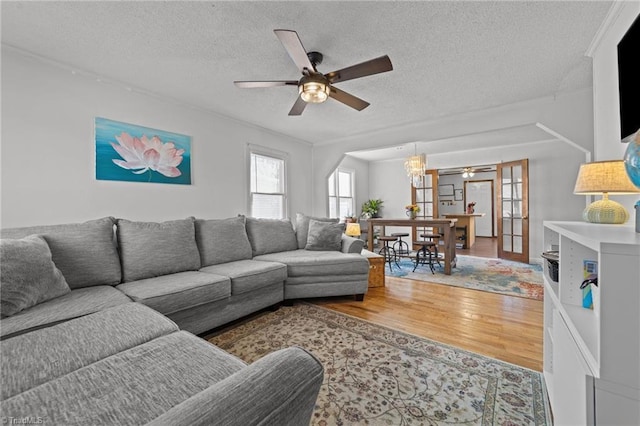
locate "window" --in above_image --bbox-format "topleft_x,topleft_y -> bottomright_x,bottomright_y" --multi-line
328,169 -> 355,218
249,150 -> 287,219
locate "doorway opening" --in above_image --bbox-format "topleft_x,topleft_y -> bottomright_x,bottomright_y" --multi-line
437,160 -> 530,264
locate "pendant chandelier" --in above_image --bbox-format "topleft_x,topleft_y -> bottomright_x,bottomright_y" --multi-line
404,145 -> 426,187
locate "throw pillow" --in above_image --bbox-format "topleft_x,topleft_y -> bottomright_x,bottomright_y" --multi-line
116,217 -> 201,282
1,235 -> 70,318
195,216 -> 252,266
245,217 -> 298,257
295,213 -> 339,249
305,219 -> 345,251
0,217 -> 121,289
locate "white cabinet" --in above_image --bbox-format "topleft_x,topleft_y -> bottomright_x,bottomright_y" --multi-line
543,221 -> 640,425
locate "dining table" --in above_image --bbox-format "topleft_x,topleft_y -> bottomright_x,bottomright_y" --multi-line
366,218 -> 458,275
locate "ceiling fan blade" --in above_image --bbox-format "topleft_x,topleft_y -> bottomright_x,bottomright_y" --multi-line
234,81 -> 298,88
325,55 -> 393,84
288,96 -> 307,116
329,86 -> 370,111
274,29 -> 315,73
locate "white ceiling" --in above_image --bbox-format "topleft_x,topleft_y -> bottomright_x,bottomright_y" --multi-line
1,1 -> 612,145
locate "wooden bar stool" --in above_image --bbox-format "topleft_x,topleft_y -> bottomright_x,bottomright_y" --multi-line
377,235 -> 400,271
391,232 -> 410,257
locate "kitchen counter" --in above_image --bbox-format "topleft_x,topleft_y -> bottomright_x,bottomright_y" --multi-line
444,214 -> 485,249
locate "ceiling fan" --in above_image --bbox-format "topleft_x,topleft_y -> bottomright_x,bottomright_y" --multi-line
438,165 -> 496,177
234,29 -> 393,116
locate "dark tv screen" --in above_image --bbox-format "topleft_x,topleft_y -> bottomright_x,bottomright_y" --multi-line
618,16 -> 639,142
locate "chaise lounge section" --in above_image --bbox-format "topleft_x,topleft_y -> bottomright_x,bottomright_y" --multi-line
1,303 -> 323,425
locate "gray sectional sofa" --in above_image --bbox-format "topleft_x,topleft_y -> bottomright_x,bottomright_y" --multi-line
0,213 -> 368,425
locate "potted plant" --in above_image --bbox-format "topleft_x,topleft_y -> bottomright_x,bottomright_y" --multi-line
361,199 -> 384,219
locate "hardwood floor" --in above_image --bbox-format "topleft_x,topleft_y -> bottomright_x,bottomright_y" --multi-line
456,236 -> 497,258
312,247 -> 544,371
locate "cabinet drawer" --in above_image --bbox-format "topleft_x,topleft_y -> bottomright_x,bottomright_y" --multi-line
367,256 -> 385,288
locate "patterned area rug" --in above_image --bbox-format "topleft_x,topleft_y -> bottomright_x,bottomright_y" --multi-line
208,304 -> 551,425
385,255 -> 544,300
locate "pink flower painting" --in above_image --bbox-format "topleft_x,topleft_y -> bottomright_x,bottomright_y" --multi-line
95,117 -> 191,185
111,132 -> 184,178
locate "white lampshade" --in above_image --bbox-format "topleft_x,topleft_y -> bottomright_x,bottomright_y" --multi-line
574,160 -> 640,224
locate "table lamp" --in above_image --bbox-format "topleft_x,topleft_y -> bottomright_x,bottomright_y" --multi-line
573,160 -> 640,224
345,223 -> 361,237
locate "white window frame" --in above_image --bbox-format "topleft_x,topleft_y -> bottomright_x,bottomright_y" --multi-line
328,168 -> 355,218
247,145 -> 288,219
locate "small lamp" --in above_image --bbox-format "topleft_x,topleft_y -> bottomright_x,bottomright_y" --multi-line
573,160 -> 640,224
345,223 -> 361,237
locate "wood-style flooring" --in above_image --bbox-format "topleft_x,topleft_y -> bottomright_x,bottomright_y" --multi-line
312,237 -> 544,371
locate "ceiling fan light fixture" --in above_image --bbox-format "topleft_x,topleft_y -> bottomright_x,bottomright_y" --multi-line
299,75 -> 330,103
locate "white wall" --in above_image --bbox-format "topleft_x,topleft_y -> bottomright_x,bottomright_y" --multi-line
590,2 -> 640,215
0,50 -> 313,227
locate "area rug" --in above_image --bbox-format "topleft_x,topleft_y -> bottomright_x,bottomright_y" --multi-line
385,255 -> 544,301
208,303 -> 551,425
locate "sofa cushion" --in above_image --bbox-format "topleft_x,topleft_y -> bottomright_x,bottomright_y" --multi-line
117,218 -> 201,282
195,217 -> 252,267
0,286 -> 132,339
200,259 -> 286,295
295,213 -> 339,249
116,271 -> 230,315
1,235 -> 70,317
245,217 -> 297,256
1,303 -> 178,400
254,250 -> 369,277
305,219 -> 345,251
0,331 -> 246,425
0,217 -> 121,289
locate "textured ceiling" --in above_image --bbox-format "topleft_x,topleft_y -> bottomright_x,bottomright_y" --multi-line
1,1 -> 612,145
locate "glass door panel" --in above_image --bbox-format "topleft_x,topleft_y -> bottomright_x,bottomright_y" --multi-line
497,159 -> 529,263
411,169 -> 438,243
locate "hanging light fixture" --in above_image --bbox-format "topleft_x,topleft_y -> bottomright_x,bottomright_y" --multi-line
462,167 -> 475,178
299,74 -> 330,103
404,144 -> 426,187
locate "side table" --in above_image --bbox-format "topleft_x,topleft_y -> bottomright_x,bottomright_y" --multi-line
361,249 -> 385,288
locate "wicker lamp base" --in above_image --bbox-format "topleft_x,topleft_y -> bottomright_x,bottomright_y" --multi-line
583,198 -> 629,224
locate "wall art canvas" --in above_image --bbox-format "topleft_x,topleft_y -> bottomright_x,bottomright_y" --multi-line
95,117 -> 191,185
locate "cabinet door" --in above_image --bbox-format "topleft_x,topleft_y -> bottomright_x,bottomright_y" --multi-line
552,311 -> 595,425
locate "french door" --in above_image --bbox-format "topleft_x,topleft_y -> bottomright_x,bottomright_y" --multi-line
497,159 -> 529,263
411,169 -> 439,242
